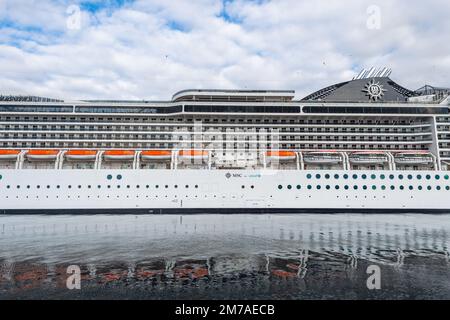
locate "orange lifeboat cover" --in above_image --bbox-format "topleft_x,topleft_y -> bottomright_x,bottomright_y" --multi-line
141,150 -> 172,156
104,150 -> 135,156
66,150 -> 97,156
0,149 -> 21,155
179,150 -> 208,156
266,151 -> 296,157
27,149 -> 59,155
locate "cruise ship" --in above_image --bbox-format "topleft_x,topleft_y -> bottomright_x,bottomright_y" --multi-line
1,67 -> 450,213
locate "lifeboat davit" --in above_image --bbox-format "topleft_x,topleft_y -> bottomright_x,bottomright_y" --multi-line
141,150 -> 172,161
26,149 -> 59,160
103,150 -> 135,161
65,150 -> 97,161
0,149 -> 20,160
178,150 -> 209,160
266,151 -> 296,161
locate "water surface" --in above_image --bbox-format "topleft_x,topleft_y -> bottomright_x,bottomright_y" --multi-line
1,214 -> 450,299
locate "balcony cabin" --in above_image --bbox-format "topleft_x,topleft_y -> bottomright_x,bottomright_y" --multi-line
265,151 -> 298,170
349,151 -> 390,170
212,152 -> 260,169
303,151 -> 344,170
22,149 -> 58,169
140,150 -> 172,169
176,150 -> 209,169
101,150 -> 135,169
0,149 -> 20,169
62,150 -> 97,169
393,152 -> 436,170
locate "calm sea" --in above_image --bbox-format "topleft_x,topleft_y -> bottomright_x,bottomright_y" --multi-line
1,214 -> 450,299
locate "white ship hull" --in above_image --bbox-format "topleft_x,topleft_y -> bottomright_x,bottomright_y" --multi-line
1,169 -> 450,213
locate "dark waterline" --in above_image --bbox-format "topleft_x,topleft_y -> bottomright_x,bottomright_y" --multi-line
1,214 -> 450,299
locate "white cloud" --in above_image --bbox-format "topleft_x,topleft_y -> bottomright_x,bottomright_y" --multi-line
0,0 -> 449,100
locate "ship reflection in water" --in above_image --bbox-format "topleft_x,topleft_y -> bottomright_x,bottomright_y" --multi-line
1,214 -> 450,299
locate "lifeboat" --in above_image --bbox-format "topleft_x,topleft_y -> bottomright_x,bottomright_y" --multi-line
0,149 -> 20,160
303,151 -> 342,164
26,149 -> 59,160
266,151 -> 296,161
141,150 -> 172,161
394,152 -> 433,164
178,150 -> 209,160
65,150 -> 97,161
349,151 -> 389,164
103,150 -> 135,161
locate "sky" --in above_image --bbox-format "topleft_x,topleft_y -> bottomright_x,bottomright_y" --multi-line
0,0 -> 449,100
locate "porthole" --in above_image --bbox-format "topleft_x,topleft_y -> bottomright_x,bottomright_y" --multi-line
17,185 -> 20,189
352,174 -> 358,179
307,185 -> 312,190
399,185 -> 404,190
316,185 -> 321,190
426,175 -> 431,180
437,186 -> 441,190
363,185 -> 368,190
98,185 -> 101,189
78,185 -> 81,189
445,175 -> 449,180
251,185 -> 254,189
306,174 -> 312,179
117,185 -> 121,189
326,185 -> 331,190
117,174 -> 122,180
185,185 -> 189,188
409,186 -> 414,190
0,175 -> 2,180
174,185 -> 178,188
389,174 -> 394,180
335,185 -> 340,190
380,174 -> 385,180
287,185 -> 292,190
343,174 -> 349,179
446,186 -> 450,190
418,186 -> 423,190
296,185 -> 301,190
427,186 -> 432,190
6,185 -> 10,189
435,175 -> 440,180
372,185 -> 377,190
57,185 -> 61,189
334,174 -> 339,179
325,174 -> 330,179
126,185 -> 130,188
407,175 -> 413,180
27,185 -> 30,189
398,175 -> 404,180
107,185 -> 111,189
316,174 -> 321,179
107,174 -> 113,180
195,185 -> 198,188
353,185 -> 358,190
371,174 -> 376,179
417,174 -> 422,180
344,185 -> 349,190
165,185 -> 168,188
241,185 -> 245,189
146,185 -> 150,189
136,185 -> 140,189
390,185 -> 395,190
381,185 -> 386,190
362,174 -> 367,179
46,185 -> 50,189
156,185 -> 159,188
278,185 -> 283,190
